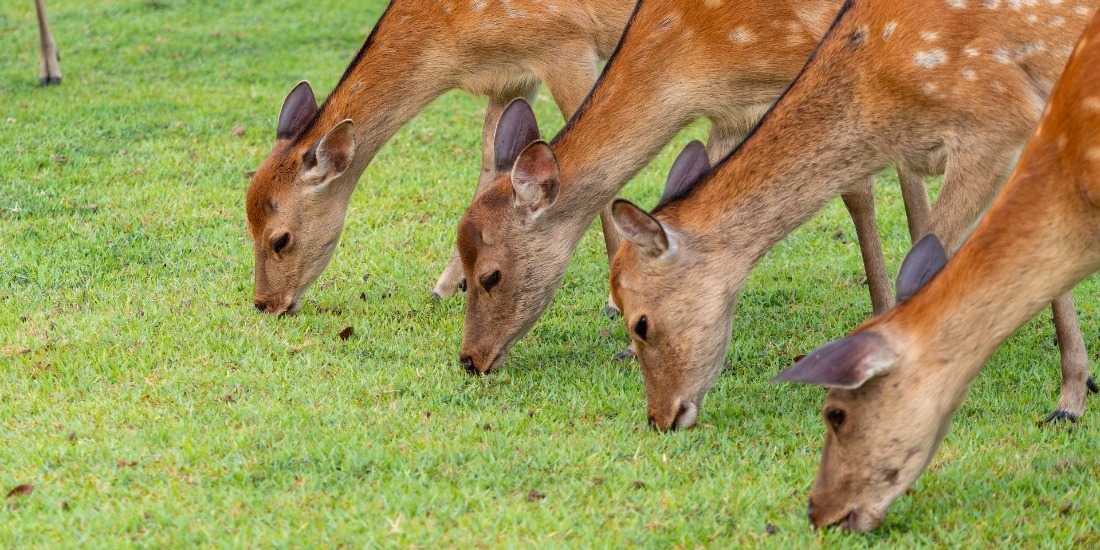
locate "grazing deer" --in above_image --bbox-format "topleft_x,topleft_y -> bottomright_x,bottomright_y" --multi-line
456,0 -> 937,374
35,0 -> 61,85
609,0 -> 1098,431
774,9 -> 1100,530
245,0 -> 634,315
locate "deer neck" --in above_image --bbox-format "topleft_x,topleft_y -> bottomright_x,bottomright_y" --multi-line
548,69 -> 697,242
661,44 -> 887,282
293,6 -> 456,200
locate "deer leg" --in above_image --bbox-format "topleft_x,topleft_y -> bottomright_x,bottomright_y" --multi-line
430,83 -> 539,300
842,177 -> 893,314
1046,292 -> 1097,422
928,146 -> 1094,421
896,167 -> 931,243
35,0 -> 61,86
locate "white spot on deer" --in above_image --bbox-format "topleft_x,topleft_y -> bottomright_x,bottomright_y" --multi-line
922,83 -> 939,96
915,49 -> 948,68
729,27 -> 756,43
983,0 -> 1001,7
1050,16 -> 1066,27
964,46 -> 981,57
471,0 -> 485,11
962,68 -> 978,81
993,48 -> 1012,63
947,0 -> 967,7
1057,134 -> 1069,150
922,31 -> 940,41
992,80 -> 1007,93
1027,14 -> 1039,23
1076,6 -> 1092,16
883,21 -> 898,40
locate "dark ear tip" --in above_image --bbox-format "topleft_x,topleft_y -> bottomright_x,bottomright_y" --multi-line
503,97 -> 534,117
897,233 -> 948,302
685,140 -> 707,154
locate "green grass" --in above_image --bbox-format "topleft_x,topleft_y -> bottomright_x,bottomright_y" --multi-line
2,0 -> 1098,546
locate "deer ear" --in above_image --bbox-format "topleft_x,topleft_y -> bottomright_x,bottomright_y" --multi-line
495,98 -> 541,171
277,81 -> 318,140
611,199 -> 670,257
511,141 -> 559,213
659,140 -> 710,207
771,332 -> 898,389
897,234 -> 947,303
303,119 -> 355,186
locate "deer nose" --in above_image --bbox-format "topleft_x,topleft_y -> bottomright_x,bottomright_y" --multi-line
807,498 -> 815,521
254,301 -> 267,313
460,355 -> 478,375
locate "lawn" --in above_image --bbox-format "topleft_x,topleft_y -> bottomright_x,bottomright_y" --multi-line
1,0 -> 1098,546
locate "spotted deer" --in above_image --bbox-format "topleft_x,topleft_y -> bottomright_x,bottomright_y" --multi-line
455,0 -> 938,374
245,0 -> 634,315
609,0 -> 1098,431
774,10 -> 1100,530
35,0 -> 61,85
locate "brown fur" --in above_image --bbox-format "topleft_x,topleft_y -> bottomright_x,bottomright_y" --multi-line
245,0 -> 635,314
786,11 -> 1100,530
457,0 -> 929,374
610,0 -> 1098,430
35,0 -> 61,86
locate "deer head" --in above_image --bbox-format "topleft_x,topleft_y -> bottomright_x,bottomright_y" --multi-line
772,235 -> 953,531
456,98 -> 575,373
608,142 -> 736,431
246,82 -> 356,315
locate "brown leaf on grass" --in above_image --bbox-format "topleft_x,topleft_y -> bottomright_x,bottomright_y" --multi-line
6,484 -> 34,498
0,346 -> 31,358
527,489 -> 545,502
338,327 -> 354,341
230,126 -> 246,137
243,171 -> 256,179
765,523 -> 778,535
598,328 -> 611,339
792,354 -> 806,363
117,460 -> 138,468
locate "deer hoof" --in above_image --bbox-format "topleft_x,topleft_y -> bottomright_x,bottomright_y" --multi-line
39,76 -> 61,86
1044,409 -> 1080,424
429,291 -> 442,301
603,304 -> 620,319
1088,376 -> 1099,394
613,348 -> 636,362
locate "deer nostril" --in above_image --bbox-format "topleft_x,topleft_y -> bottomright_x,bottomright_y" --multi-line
460,356 -> 477,374
254,301 -> 267,313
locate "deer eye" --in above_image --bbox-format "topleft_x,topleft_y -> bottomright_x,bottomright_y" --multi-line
272,233 -> 291,254
634,315 -> 648,340
825,408 -> 846,428
480,270 -> 501,291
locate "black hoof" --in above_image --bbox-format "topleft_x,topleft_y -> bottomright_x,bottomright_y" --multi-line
39,76 -> 61,86
1088,376 -> 1099,394
429,291 -> 442,301
614,348 -> 636,361
603,305 -> 620,319
1044,409 -> 1080,423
